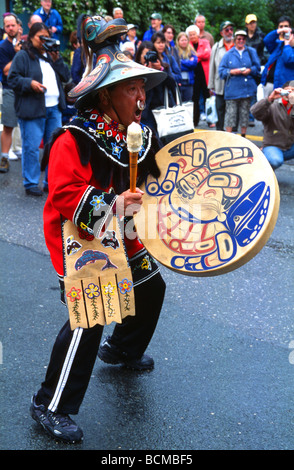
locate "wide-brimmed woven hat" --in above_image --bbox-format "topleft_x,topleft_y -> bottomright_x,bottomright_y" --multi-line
69,15 -> 166,109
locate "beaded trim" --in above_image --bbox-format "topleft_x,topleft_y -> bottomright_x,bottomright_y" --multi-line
66,109 -> 152,167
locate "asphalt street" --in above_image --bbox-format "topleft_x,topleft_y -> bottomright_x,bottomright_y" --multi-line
0,122 -> 294,454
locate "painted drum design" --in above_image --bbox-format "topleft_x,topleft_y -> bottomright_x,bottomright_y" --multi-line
134,131 -> 280,276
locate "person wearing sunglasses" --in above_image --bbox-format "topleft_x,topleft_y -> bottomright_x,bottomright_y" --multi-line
218,30 -> 261,137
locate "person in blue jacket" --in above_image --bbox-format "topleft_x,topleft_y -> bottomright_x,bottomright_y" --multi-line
152,31 -> 182,85
142,13 -> 163,41
176,31 -> 198,101
261,16 -> 294,97
219,30 -> 260,137
34,0 -> 63,39
134,40 -> 177,134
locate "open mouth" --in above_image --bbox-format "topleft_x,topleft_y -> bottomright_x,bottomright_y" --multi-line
134,107 -> 142,122
134,100 -> 145,121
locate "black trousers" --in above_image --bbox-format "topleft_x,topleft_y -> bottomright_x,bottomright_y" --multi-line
193,65 -> 210,127
37,272 -> 166,415
215,94 -> 226,131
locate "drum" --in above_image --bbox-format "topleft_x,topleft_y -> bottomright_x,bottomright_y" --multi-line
134,131 -> 280,276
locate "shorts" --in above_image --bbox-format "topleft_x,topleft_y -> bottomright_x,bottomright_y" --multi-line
1,88 -> 18,128
224,97 -> 251,129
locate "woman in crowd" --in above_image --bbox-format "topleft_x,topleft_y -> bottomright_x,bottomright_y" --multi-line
219,30 -> 260,137
186,24 -> 211,125
151,31 -> 182,85
163,24 -> 180,67
135,40 -> 176,133
176,31 -> 198,102
120,23 -> 141,56
8,22 -> 70,196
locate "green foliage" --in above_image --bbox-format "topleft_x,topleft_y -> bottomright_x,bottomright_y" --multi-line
272,0 -> 294,26
198,0 -> 275,38
12,0 -> 283,41
12,0 -> 199,37
117,0 -> 199,38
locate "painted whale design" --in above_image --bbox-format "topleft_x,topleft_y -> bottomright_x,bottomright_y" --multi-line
75,249 -> 117,271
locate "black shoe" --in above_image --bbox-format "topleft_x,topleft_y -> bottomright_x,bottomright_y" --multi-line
0,156 -> 9,173
30,394 -> 83,443
98,336 -> 154,370
25,187 -> 43,197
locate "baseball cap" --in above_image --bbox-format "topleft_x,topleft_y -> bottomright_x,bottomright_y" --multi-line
220,21 -> 234,32
150,13 -> 162,20
245,14 -> 257,24
234,30 -> 247,37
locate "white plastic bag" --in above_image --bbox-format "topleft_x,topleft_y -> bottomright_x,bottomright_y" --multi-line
257,83 -> 265,101
182,101 -> 194,123
205,95 -> 218,124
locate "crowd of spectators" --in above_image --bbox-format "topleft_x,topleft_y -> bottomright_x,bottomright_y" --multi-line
0,4 -> 294,185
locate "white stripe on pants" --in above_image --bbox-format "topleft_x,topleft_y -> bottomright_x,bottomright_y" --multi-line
48,327 -> 83,412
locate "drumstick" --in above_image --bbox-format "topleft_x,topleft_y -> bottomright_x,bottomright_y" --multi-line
127,122 -> 142,193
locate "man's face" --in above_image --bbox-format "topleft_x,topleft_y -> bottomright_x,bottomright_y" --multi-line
107,79 -> 146,127
283,85 -> 294,104
246,20 -> 257,33
220,25 -> 234,41
3,16 -> 19,40
278,20 -> 290,37
278,21 -> 290,30
113,9 -> 123,19
41,0 -> 52,13
151,19 -> 161,31
278,20 -> 291,40
195,16 -> 205,32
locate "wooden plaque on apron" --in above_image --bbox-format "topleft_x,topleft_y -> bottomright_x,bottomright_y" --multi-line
63,216 -> 135,330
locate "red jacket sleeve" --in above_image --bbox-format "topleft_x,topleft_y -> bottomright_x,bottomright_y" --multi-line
47,130 -> 117,230
43,130 -> 144,275
43,130 -> 117,275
